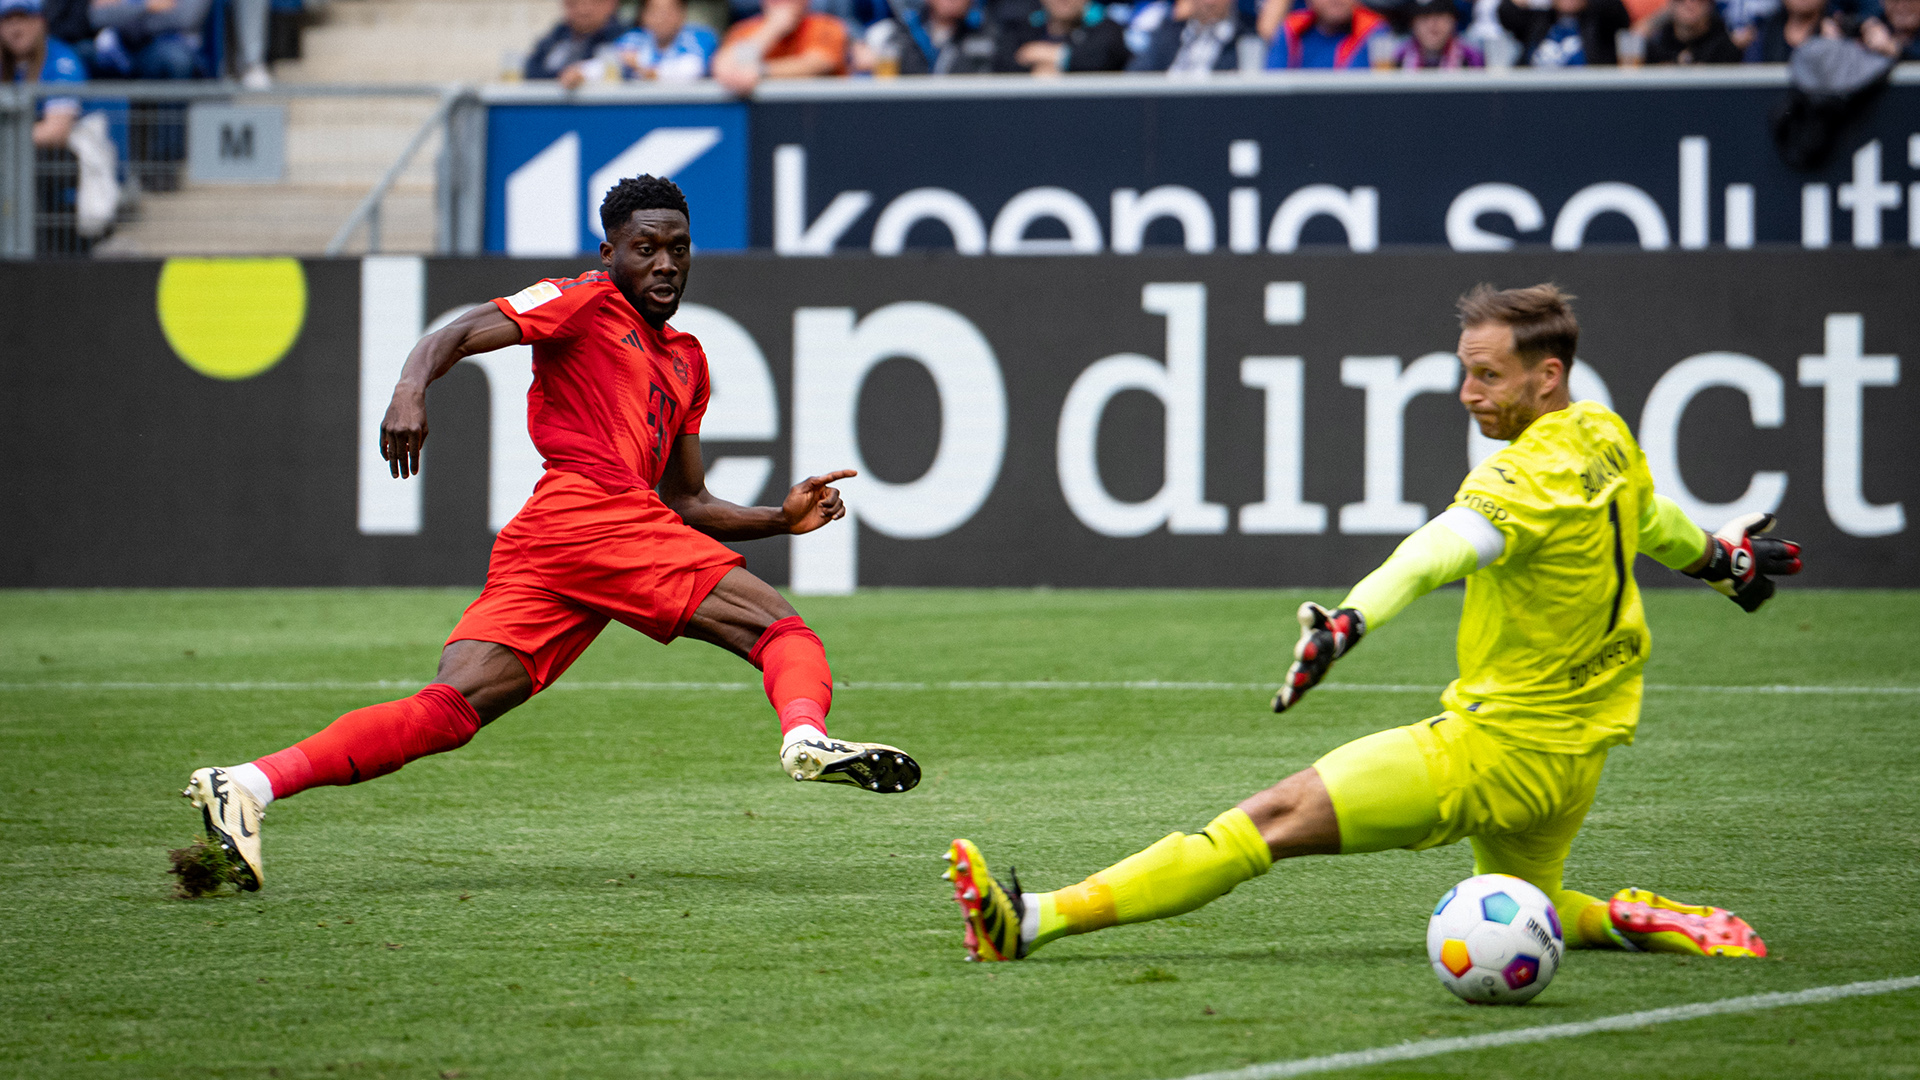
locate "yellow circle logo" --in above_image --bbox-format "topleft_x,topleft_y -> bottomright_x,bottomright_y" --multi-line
156,258 -> 308,380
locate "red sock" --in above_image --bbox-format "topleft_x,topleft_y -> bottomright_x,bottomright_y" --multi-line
749,616 -> 832,737
252,684 -> 482,799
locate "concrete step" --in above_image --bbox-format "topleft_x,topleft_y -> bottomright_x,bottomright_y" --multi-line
277,0 -> 553,84
93,183 -> 435,256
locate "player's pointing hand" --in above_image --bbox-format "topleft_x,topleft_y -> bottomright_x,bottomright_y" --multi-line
380,390 -> 429,479
784,470 -> 856,534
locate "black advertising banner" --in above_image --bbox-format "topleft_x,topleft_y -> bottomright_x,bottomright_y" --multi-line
479,76 -> 1920,257
746,79 -> 1920,255
1,251 -> 1914,588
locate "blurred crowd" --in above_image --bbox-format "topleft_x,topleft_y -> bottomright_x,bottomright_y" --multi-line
4,0 -> 1915,100
512,0 -> 1920,88
2,0 -> 284,88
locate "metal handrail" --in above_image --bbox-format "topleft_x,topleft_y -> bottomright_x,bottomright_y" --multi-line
0,82 -> 470,258
325,87 -> 467,256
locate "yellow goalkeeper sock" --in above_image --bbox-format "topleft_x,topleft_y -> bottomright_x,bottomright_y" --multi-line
1030,808 -> 1272,952
1556,889 -> 1630,950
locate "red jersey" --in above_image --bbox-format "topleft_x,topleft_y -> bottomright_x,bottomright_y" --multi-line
490,271 -> 710,494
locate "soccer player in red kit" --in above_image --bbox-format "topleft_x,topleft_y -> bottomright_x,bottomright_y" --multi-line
180,175 -> 918,892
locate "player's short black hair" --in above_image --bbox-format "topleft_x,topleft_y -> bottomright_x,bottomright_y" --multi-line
599,174 -> 690,238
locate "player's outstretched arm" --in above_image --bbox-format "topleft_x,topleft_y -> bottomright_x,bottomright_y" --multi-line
659,434 -> 856,542
1639,496 -> 1803,612
1274,512 -> 1488,713
380,305 -> 523,479
1683,511 -> 1804,613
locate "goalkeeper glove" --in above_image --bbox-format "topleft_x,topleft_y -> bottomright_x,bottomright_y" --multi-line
1272,603 -> 1365,713
1686,512 -> 1803,613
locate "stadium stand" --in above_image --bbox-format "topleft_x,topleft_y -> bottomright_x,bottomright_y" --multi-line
92,0 -> 550,255
14,0 -> 1918,256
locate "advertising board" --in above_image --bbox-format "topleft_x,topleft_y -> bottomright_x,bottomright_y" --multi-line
479,75 -> 1920,257
2,252 -> 1912,589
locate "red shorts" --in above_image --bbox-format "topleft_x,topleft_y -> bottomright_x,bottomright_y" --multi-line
447,470 -> 744,694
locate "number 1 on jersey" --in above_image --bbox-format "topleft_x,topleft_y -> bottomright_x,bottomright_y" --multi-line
1606,500 -> 1625,635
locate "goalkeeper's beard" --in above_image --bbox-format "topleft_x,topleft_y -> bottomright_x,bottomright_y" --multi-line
1473,399 -> 1545,442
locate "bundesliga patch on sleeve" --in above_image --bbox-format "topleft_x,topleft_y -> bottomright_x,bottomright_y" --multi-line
504,280 -> 562,314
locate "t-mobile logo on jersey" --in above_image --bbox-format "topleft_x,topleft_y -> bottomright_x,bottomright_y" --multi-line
645,382 -> 680,463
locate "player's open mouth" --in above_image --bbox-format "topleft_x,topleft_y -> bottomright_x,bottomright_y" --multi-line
647,285 -> 678,303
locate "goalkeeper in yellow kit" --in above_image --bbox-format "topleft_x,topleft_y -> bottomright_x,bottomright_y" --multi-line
947,284 -> 1803,963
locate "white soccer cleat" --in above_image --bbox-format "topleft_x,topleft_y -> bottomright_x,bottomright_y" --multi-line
779,736 -> 920,793
181,767 -> 265,890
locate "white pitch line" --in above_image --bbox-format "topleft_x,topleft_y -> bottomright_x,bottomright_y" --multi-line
1171,975 -> 1920,1080
1,680 -> 1918,694
1641,684 -> 1920,695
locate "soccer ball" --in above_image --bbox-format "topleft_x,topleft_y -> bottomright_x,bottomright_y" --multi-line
1427,873 -> 1564,1004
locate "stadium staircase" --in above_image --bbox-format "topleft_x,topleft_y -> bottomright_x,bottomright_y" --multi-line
96,0 -> 552,256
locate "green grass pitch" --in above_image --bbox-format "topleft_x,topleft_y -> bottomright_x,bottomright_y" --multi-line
2,587 -> 1917,1079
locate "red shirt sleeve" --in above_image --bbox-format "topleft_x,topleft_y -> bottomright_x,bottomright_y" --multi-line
491,276 -> 601,343
682,343 -> 711,437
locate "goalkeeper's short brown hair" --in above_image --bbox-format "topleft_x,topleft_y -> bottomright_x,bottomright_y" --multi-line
1456,283 -> 1579,369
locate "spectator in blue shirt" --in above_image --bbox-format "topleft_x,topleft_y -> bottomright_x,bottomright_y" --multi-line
1121,0 -> 1174,55
2,0 -> 84,145
83,0 -> 212,78
525,0 -> 627,87
5,0 -> 119,242
618,0 -> 717,80
1266,0 -> 1389,68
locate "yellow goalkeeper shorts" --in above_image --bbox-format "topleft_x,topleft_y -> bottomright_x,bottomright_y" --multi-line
1312,712 -> 1608,896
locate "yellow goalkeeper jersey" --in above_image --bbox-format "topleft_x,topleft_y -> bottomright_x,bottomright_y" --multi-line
1440,401 -> 1701,754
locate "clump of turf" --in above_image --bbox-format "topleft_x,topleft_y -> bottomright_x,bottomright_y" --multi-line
168,836 -> 244,898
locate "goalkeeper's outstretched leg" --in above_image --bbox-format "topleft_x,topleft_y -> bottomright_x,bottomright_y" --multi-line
948,716 -> 1764,961
947,768 -> 1331,960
